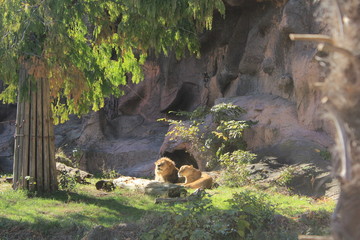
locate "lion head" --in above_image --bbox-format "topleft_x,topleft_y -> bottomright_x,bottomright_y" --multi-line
154,157 -> 179,183
155,157 -> 176,174
178,165 -> 201,184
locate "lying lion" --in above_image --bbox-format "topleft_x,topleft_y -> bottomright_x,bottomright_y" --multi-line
154,157 -> 179,183
178,165 -> 213,189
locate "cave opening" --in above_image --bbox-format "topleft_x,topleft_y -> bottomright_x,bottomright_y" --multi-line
163,150 -> 199,169
161,82 -> 200,117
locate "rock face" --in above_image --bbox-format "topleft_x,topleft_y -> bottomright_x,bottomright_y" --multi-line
0,0 -> 334,192
0,104 -> 16,173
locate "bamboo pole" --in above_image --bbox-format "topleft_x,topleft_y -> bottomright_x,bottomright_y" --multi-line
21,77 -> 31,189
17,103 -> 24,188
12,99 -> 21,189
13,86 -> 21,188
12,66 -> 26,189
48,106 -> 57,191
42,77 -> 50,191
36,78 -> 43,192
29,81 -> 37,191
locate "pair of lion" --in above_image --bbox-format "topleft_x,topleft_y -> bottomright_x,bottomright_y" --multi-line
154,157 -> 213,189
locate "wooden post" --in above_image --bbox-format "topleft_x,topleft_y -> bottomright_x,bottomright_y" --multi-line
43,77 -> 50,191
13,64 -> 58,192
21,79 -> 31,189
36,78 -> 43,191
12,66 -> 26,189
29,80 -> 37,191
48,106 -> 57,191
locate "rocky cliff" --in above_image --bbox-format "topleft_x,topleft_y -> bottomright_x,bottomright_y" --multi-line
0,0 -> 334,180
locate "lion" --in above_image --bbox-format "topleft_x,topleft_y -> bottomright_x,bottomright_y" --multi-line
178,165 -> 213,189
154,157 -> 179,183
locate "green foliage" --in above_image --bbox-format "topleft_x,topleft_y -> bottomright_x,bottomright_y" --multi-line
142,194 -> 249,240
219,150 -> 257,187
58,170 -> 77,192
169,106 -> 209,120
211,120 -> 256,158
99,168 -> 121,179
276,165 -> 297,187
160,103 -> 255,170
227,190 -> 275,231
298,209 -> 332,236
0,179 -> 335,239
210,102 -> 246,123
319,149 -> 331,161
0,0 -> 225,123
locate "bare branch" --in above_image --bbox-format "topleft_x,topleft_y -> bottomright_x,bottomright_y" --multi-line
289,34 -> 334,44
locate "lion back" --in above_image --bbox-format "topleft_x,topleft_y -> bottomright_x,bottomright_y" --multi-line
185,173 -> 213,189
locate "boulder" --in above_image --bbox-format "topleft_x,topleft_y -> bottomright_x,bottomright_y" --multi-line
56,162 -> 93,183
113,176 -> 186,198
0,121 -> 15,173
247,157 -> 339,199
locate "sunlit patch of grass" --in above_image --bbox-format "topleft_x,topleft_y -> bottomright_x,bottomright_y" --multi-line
208,186 -> 335,217
0,180 -> 168,236
0,178 -> 336,239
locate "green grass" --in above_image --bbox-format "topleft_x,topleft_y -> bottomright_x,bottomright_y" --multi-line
0,180 -> 169,238
0,179 -> 336,239
208,186 -> 335,216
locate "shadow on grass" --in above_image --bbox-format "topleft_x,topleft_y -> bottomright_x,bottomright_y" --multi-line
35,190 -> 148,218
0,189 -> 157,239
0,216 -> 87,240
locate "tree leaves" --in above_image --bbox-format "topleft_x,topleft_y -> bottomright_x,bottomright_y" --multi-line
0,0 -> 225,123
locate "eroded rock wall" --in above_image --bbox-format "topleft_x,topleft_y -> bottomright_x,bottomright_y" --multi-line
0,0 -> 333,177
111,0 -> 333,172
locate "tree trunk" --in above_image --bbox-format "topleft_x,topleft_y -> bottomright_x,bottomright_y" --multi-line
319,1 -> 360,239
13,65 -> 57,192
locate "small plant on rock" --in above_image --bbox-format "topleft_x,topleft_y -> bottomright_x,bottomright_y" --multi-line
58,170 -> 77,192
276,166 -> 296,187
219,150 -> 257,187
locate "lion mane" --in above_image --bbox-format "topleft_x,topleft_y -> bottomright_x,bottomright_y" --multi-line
154,157 -> 179,183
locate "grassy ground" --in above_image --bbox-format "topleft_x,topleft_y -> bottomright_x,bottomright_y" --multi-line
0,178 -> 335,240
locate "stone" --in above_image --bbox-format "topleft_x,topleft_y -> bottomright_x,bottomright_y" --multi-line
56,162 -> 93,183
113,176 -> 186,198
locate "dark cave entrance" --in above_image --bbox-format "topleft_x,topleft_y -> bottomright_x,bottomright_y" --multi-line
163,150 -> 199,169
161,82 -> 200,116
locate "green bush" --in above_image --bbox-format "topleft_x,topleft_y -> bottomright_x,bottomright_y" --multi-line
227,190 -> 275,232
210,103 -> 246,123
58,170 -> 77,192
142,194 -> 249,240
159,103 -> 255,170
219,150 -> 257,187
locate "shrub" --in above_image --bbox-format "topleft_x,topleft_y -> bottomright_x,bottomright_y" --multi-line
159,103 -> 256,170
141,194 -> 249,240
58,170 -> 77,192
219,150 -> 257,187
227,190 -> 275,231
210,103 -> 246,123
275,165 -> 297,187
100,168 -> 121,179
